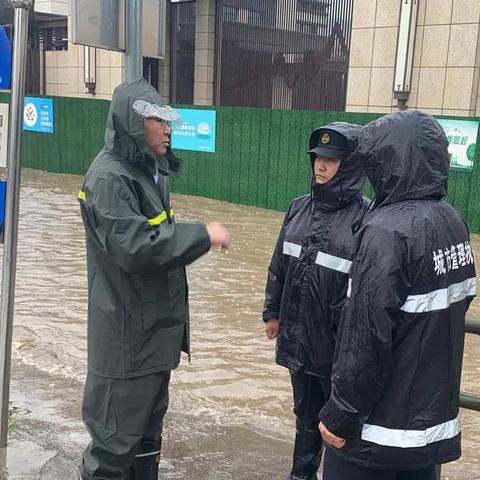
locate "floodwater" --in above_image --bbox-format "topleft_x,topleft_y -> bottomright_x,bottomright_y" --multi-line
2,168 -> 480,479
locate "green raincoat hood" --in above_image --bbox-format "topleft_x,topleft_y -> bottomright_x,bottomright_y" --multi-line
105,78 -> 182,176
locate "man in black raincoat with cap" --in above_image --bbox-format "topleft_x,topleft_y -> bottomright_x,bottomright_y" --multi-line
319,111 -> 476,480
77,79 -> 230,479
263,123 -> 368,479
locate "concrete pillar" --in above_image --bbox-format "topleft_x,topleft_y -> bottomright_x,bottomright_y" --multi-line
193,0 -> 215,105
272,0 -> 296,110
271,76 -> 293,110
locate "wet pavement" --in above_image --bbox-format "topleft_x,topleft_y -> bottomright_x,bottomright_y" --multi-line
0,168 -> 479,479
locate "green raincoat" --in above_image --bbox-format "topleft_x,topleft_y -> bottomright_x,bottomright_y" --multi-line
78,79 -> 211,378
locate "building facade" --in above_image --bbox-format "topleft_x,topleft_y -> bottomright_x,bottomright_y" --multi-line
3,0 -> 480,117
348,0 -> 480,116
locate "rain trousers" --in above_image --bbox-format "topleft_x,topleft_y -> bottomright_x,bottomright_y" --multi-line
78,79 -> 211,479
319,111 -> 476,471
263,123 -> 368,479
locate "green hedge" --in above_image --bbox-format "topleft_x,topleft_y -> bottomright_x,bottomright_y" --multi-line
1,93 -> 479,231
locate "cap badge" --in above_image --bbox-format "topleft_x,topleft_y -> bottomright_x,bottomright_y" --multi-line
321,133 -> 330,145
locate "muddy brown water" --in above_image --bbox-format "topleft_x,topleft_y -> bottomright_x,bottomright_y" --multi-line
2,169 -> 480,479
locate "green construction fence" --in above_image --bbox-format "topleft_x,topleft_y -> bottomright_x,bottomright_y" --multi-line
1,93 -> 480,232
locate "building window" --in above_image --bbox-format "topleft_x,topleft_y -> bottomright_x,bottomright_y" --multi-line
248,9 -> 265,26
216,0 -> 354,111
223,5 -> 238,22
296,20 -> 318,34
143,57 -> 160,90
297,0 -> 329,16
223,5 -> 265,26
27,13 -> 68,95
170,0 -> 196,104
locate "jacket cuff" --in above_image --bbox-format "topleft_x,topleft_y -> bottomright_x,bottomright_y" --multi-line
262,312 -> 279,322
318,399 -> 363,440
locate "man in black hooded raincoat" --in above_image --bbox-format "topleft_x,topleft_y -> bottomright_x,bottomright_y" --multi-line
319,111 -> 476,480
77,79 -> 230,479
263,123 -> 368,479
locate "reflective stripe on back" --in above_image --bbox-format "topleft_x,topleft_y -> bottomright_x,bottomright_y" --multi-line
283,241 -> 301,258
315,251 -> 352,274
400,277 -> 476,313
361,415 -> 461,448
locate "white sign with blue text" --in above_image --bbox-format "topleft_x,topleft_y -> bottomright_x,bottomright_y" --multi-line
171,109 -> 216,153
23,97 -> 54,134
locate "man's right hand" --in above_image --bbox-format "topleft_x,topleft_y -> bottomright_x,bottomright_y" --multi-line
207,222 -> 231,249
265,318 -> 279,339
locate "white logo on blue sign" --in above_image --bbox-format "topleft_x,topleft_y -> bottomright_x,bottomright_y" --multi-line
24,103 -> 38,128
197,122 -> 211,138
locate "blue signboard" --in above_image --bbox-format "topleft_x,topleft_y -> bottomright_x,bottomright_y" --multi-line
23,97 -> 54,134
171,109 -> 216,153
0,26 -> 11,89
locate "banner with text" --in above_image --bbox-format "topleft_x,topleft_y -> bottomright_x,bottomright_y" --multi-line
23,97 -> 54,134
171,109 -> 216,153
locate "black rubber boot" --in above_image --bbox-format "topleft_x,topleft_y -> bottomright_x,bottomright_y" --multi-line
288,420 -> 323,480
129,452 -> 160,480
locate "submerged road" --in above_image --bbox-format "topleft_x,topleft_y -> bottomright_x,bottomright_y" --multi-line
0,169 -> 478,479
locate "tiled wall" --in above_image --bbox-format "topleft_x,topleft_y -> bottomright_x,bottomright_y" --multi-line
44,45 -> 123,100
193,0 -> 215,105
41,2 -> 172,100
346,0 -> 480,116
43,13 -> 124,100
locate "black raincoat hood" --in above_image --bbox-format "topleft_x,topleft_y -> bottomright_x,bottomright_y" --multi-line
309,122 -> 365,211
105,78 -> 182,176
357,110 -> 449,207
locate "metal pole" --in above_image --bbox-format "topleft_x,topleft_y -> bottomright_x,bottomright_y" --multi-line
460,391 -> 480,412
0,0 -> 34,447
125,0 -> 143,81
465,318 -> 480,335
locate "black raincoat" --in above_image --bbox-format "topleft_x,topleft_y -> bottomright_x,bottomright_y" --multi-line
263,123 -> 368,375
78,79 -> 211,379
319,111 -> 476,470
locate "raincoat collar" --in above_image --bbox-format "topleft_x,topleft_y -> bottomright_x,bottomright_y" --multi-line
104,78 -> 182,177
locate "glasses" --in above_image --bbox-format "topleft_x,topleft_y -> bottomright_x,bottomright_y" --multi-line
146,117 -> 180,131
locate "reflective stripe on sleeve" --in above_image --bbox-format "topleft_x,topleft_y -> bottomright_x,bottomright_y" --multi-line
347,278 -> 352,298
315,251 -> 352,274
283,241 -> 301,258
361,415 -> 461,448
400,277 -> 476,313
78,190 -> 86,202
148,209 -> 174,226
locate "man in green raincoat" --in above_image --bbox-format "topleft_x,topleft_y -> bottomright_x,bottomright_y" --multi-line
77,79 -> 230,479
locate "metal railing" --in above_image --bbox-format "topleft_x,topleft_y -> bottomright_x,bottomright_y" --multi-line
437,318 -> 480,479
459,318 -> 480,412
